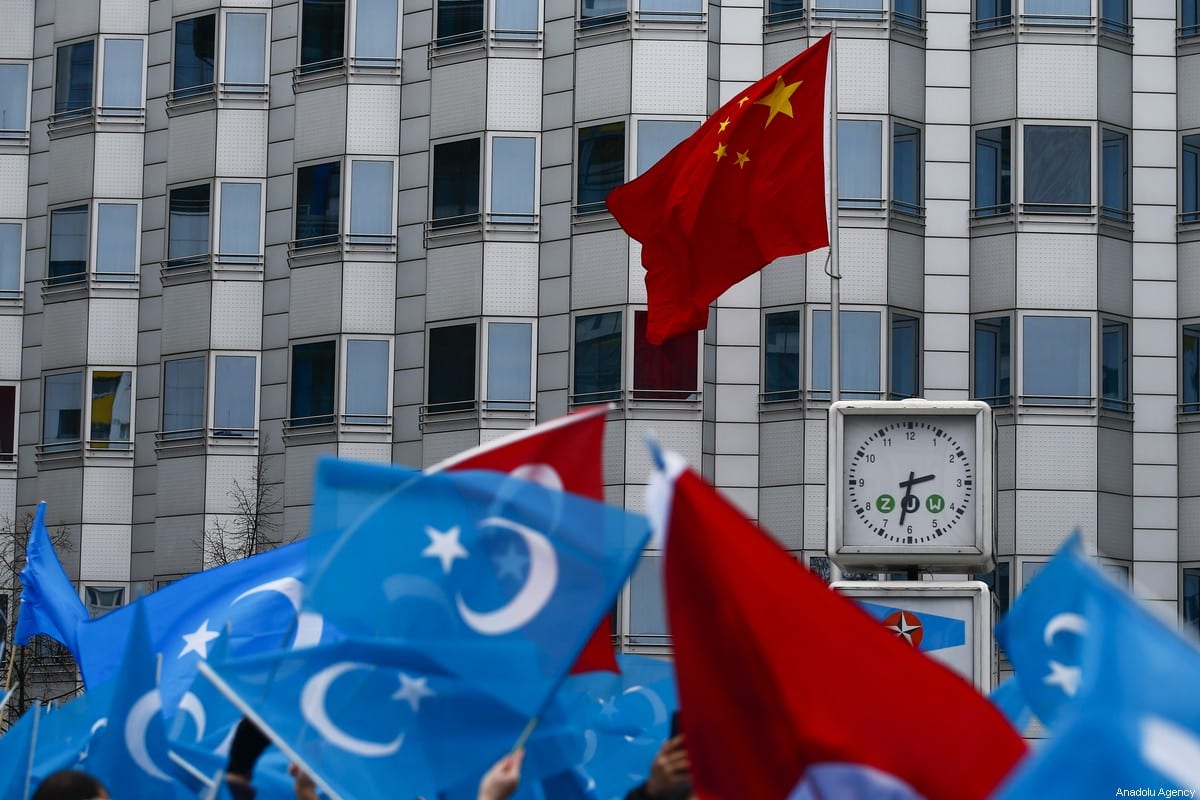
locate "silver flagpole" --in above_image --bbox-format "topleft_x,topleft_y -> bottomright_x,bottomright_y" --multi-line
828,24 -> 840,406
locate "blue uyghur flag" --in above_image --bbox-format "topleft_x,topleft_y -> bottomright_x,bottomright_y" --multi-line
29,680 -> 116,787
75,537 -> 322,715
78,604 -> 192,799
0,703 -> 41,799
14,501 -> 89,652
201,637 -> 530,800
304,458 -> 651,716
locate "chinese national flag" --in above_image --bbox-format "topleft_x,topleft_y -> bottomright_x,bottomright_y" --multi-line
653,454 -> 1027,799
607,35 -> 831,345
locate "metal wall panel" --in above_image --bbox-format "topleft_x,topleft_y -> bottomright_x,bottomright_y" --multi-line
283,442 -> 332,508
426,243 -> 483,320
422,429 -> 480,467
486,59 -> 542,132
153,513 -> 203,576
162,282 -> 212,355
79,524 -> 131,581
155,456 -> 206,516
837,38 -> 887,114
1179,55 -> 1200,131
1016,233 -> 1096,310
1098,47 -> 1132,129
167,111 -> 218,184
430,61 -> 488,139
835,228 -> 887,304
289,263 -> 343,338
570,229 -> 627,308
1016,489 -> 1096,554
294,86 -> 349,161
55,2 -> 101,40
87,299 -> 138,364
482,242 -> 538,317
82,466 -> 133,524
888,230 -> 924,310
0,317 -> 20,378
802,483 -> 825,550
0,0 -> 33,57
342,261 -> 397,332
42,300 -> 89,368
1017,424 -> 1096,490
49,136 -> 95,206
100,0 -> 149,32
1097,236 -> 1133,316
94,133 -> 145,198
759,485 -> 803,549
1181,496 -> 1200,562
204,454 -> 255,514
759,254 -> 804,307
347,85 -> 402,154
216,111 -> 269,177
1018,44 -> 1096,120
575,41 -> 632,122
759,419 -> 802,487
626,418 -> 700,483
337,442 -> 391,463
889,40 -> 925,122
1099,425 -> 1133,494
211,281 -> 264,349
632,40 -> 706,116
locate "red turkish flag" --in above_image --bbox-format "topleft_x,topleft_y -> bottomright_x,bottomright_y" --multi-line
433,405 -> 617,673
608,35 -> 831,344
654,457 -> 1026,799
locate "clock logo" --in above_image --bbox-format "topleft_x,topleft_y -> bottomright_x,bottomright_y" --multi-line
845,420 -> 973,544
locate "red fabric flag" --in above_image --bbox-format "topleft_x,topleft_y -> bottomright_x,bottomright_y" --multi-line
655,458 -> 1026,799
433,405 -> 617,673
608,35 -> 831,345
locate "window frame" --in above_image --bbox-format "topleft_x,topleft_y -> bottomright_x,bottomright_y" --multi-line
293,159 -> 344,249
429,135 -> 483,230
890,120 -> 923,218
1183,131 -> 1200,225
631,115 -> 702,178
211,351 -> 261,439
0,61 -> 32,140
160,353 -> 208,441
85,367 -> 135,451
972,123 -> 1012,219
807,305 -> 887,401
1185,0 -> 1200,38
425,322 -> 479,416
1100,126 -> 1131,223
299,0 -> 403,72
287,337 -> 392,430
1182,321 -> 1200,415
339,336 -> 394,426
1183,566 -> 1200,639
97,35 -> 147,118
288,338 -> 339,427
1100,316 -> 1131,412
972,313 -> 1014,408
762,307 -> 802,404
1017,311 -> 1096,408
481,319 -> 536,414
1018,121 -> 1095,217
0,382 -> 16,464
92,200 -> 141,282
84,585 -> 126,618
575,119 -> 628,217
47,202 -> 91,286
346,157 -> 399,247
0,220 -> 25,299
888,310 -> 921,400
485,132 -> 540,227
629,308 -> 701,403
837,116 -> 886,211
491,0 -> 543,40
214,178 -> 266,266
570,308 -> 624,407
171,13 -> 219,100
52,38 -> 97,124
41,370 -> 84,452
218,9 -> 270,95
166,180 -> 214,268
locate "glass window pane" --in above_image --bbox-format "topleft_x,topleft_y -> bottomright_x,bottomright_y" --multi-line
55,41 -> 94,116
432,139 -> 480,227
814,0 -> 884,18
1185,324 -> 1200,412
290,341 -> 337,425
49,205 -> 88,284
974,0 -> 1011,28
90,370 -> 133,446
581,0 -> 628,21
764,310 -> 800,400
0,385 -> 14,460
894,0 -> 921,24
302,0 -> 345,68
163,356 -> 205,435
218,182 -> 262,259
974,126 -> 1011,216
295,162 -> 341,245
1186,0 -> 1200,35
495,0 -> 539,34
838,119 -> 882,208
574,312 -> 622,403
214,355 -> 257,435
173,15 -> 216,95
1102,129 -> 1128,218
640,0 -> 702,19
486,322 -> 532,409
96,204 -> 137,278
44,372 -> 82,445
1185,135 -> 1200,221
974,316 -> 1011,407
578,122 -> 625,212
0,223 -> 20,294
1186,569 -> 1200,637
890,314 -> 919,399
1022,316 -> 1091,405
627,554 -> 667,643
356,0 -> 399,58
636,120 -> 699,176
1023,125 -> 1090,212
491,137 -> 536,221
812,310 -> 882,399
892,123 -> 920,214
345,340 -> 390,423
0,63 -> 29,133
225,13 -> 267,88
428,325 -> 476,411
1102,319 -> 1129,408
633,310 -> 697,400
1100,0 -> 1127,27
437,0 -> 484,43
101,39 -> 142,110
168,185 -> 211,263
349,160 -> 394,237
1025,0 -> 1089,20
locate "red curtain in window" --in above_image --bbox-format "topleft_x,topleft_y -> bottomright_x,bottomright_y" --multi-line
633,311 -> 698,400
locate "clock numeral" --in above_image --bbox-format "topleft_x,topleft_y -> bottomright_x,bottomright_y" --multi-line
956,478 -> 963,487
948,455 -> 955,463
865,453 -> 876,463
906,525 -> 913,535
905,431 -> 916,441
858,478 -> 864,487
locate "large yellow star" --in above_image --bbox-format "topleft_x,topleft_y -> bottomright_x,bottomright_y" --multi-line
735,150 -> 750,169
754,76 -> 803,128
713,141 -> 727,161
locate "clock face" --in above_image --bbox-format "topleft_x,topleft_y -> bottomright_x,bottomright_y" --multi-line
843,418 -> 975,545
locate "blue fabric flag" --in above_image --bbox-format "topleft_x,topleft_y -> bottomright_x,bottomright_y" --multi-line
304,458 -> 651,716
14,502 -> 89,651
0,703 -> 41,800
202,637 -> 532,800
29,680 -> 116,787
75,538 -> 322,715
987,677 -> 1032,734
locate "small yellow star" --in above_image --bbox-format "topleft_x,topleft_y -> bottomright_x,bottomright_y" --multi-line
754,76 -> 803,128
718,118 -> 731,133
735,150 -> 750,168
737,96 -> 750,107
713,141 -> 727,161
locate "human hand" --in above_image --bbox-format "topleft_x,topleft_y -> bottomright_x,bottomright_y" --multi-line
645,735 -> 691,797
478,748 -> 524,800
288,762 -> 320,800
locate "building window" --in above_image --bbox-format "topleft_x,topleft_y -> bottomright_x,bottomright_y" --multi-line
0,63 -> 30,136
89,371 -> 133,449
301,0 -> 346,71
763,310 -> 800,402
813,0 -> 884,20
838,119 -> 883,209
43,372 -> 83,449
356,0 -> 401,60
174,15 -> 217,97
1099,0 -> 1128,33
640,0 -> 703,22
581,0 -> 628,25
214,355 -> 258,436
167,184 -> 211,266
892,123 -> 921,216
574,311 -> 622,404
1022,315 -> 1091,406
627,553 -> 667,646
974,0 -> 1011,29
974,126 -> 1011,217
490,137 -> 537,224
1023,125 -> 1090,214
223,12 -> 268,92
633,311 -> 698,401
1101,319 -> 1129,410
636,119 -> 699,177
894,0 -> 922,27
890,313 -> 920,399
1184,324 -> 1200,414
162,356 -> 206,438
348,160 -> 395,244
95,203 -> 138,280
432,139 -> 480,229
428,324 -> 477,414
1184,134 -> 1200,224
0,385 -> 15,462
765,0 -> 805,23
974,316 -> 1011,407
973,562 -> 1010,617
49,205 -> 88,285
495,0 -> 539,38
290,341 -> 337,426
812,310 -> 882,400
344,340 -> 391,424
54,41 -> 95,120
1185,0 -> 1200,37
1024,0 -> 1089,25
437,0 -> 485,45
577,122 -> 625,215
295,162 -> 342,247
485,322 -> 533,411
0,223 -> 21,297
1186,568 -> 1200,637
1101,129 -> 1130,221
85,586 -> 125,618
217,181 -> 263,263
101,39 -> 144,115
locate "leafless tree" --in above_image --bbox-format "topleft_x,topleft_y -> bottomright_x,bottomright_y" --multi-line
199,443 -> 284,567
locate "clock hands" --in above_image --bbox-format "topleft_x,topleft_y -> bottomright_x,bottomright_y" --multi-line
897,471 -> 936,526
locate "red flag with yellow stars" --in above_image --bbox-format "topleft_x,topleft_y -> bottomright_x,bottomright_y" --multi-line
607,34 -> 831,345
